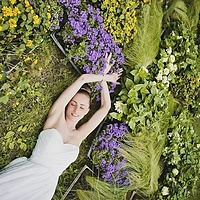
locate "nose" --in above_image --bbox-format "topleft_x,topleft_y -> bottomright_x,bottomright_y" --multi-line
74,105 -> 79,113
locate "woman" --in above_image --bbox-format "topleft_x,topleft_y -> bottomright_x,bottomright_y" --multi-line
0,53 -> 123,200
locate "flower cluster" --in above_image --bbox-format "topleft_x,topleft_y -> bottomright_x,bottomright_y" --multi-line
155,47 -> 178,88
0,0 -> 62,83
101,0 -> 139,44
91,122 -> 130,186
57,0 -> 124,94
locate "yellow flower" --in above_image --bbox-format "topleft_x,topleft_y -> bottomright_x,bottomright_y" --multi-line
8,18 -> 17,28
26,40 -> 33,47
38,67 -> 42,71
33,60 -> 38,65
46,12 -> 51,19
25,0 -> 30,7
103,0 -> 108,6
12,7 -> 21,16
24,57 -> 31,62
5,91 -> 11,96
45,21 -> 50,27
0,26 -> 2,31
9,0 -> 16,4
33,15 -> 40,25
30,9 -> 34,14
2,6 -> 13,17
46,5 -> 51,9
0,74 -> 2,79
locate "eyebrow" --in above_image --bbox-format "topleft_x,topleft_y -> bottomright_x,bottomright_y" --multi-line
71,100 -> 87,107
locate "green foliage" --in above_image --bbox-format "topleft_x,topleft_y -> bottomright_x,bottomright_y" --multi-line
124,0 -> 163,68
154,109 -> 200,200
76,176 -> 131,200
0,0 -> 61,80
121,126 -> 166,197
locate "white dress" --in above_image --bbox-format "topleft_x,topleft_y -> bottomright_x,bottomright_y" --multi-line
0,128 -> 79,200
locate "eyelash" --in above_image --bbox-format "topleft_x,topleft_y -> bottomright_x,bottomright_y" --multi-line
71,103 -> 84,110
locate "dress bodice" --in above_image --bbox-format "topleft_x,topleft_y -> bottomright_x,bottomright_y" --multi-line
29,128 -> 79,176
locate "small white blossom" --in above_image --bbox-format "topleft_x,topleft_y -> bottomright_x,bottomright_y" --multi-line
114,101 -> 123,113
162,57 -> 168,63
169,64 -> 177,71
161,186 -> 169,196
177,36 -> 183,39
166,47 -> 172,55
156,70 -> 163,81
162,76 -> 168,84
169,55 -> 175,63
163,68 -> 170,75
172,168 -> 179,176
197,144 -> 200,148
152,81 -> 156,86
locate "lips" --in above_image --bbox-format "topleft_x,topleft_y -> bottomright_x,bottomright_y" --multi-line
71,113 -> 79,117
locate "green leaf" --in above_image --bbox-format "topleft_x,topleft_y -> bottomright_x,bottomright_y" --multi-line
2,0 -> 9,6
28,13 -> 33,21
134,84 -> 144,91
20,143 -> 27,151
0,96 -> 9,104
2,23 -> 9,31
21,14 -> 27,21
109,112 -> 121,120
125,78 -> 134,90
4,131 -> 15,139
9,142 -> 15,150
1,83 -> 10,90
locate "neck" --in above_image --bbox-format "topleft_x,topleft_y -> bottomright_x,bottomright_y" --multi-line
66,118 -> 77,131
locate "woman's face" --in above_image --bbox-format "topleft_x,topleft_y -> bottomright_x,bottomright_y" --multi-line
66,93 -> 90,122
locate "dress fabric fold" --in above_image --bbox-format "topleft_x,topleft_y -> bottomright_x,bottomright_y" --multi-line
0,128 -> 79,200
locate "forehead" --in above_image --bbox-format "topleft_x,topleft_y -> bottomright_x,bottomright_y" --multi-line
71,93 -> 90,105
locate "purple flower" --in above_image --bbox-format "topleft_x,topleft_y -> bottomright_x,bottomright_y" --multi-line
92,123 -> 130,186
58,1 -> 124,97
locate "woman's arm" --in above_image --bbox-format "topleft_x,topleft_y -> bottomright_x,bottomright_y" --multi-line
48,73 -> 119,116
78,70 -> 122,140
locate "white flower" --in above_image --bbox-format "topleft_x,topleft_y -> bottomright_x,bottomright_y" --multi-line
169,55 -> 175,63
163,68 -> 170,75
162,57 -> 168,63
161,186 -> 169,196
177,36 -> 183,39
152,81 -> 156,86
169,64 -> 177,71
166,47 -> 172,55
172,168 -> 179,176
162,76 -> 168,84
197,144 -> 200,148
156,70 -> 163,81
114,101 -> 123,113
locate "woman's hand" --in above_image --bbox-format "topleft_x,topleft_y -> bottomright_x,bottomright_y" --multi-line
103,53 -> 113,75
107,68 -> 123,84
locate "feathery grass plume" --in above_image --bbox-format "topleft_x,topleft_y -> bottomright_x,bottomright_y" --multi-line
120,126 -> 165,197
163,0 -> 189,24
124,0 -> 163,69
186,0 -> 200,32
76,176 -> 132,200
